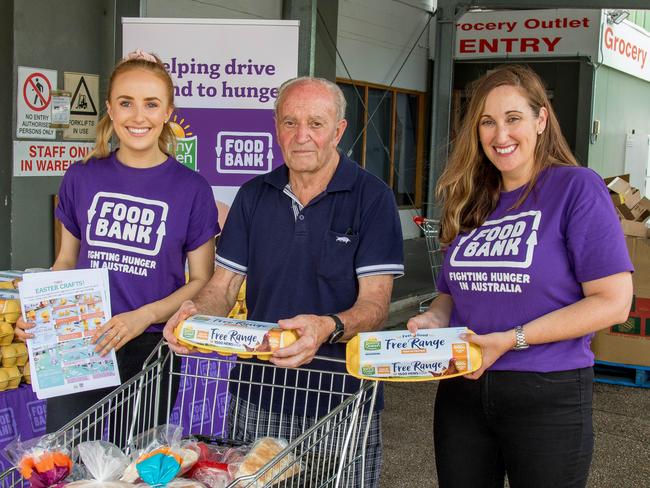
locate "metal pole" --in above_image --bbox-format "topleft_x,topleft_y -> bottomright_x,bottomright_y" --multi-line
426,0 -> 467,219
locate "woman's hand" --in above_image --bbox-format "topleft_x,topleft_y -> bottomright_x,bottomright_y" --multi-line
406,294 -> 453,335
163,300 -> 199,355
461,330 -> 515,380
92,307 -> 155,356
14,315 -> 35,341
406,310 -> 447,334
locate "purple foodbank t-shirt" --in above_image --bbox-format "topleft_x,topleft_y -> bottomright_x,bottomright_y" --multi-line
437,166 -> 633,372
56,152 -> 220,331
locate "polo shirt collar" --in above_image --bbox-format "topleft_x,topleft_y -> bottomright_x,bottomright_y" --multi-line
263,151 -> 359,193
326,153 -> 358,193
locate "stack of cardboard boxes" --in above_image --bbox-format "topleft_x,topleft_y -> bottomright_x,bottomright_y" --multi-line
605,175 -> 650,237
591,176 -> 650,367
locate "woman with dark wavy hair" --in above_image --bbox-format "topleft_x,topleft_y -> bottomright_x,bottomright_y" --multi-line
408,65 -> 633,488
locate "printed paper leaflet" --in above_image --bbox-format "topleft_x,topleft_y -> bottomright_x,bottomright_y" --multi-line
19,269 -> 120,399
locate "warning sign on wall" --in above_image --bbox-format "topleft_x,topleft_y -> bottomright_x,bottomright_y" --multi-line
63,72 -> 99,141
13,141 -> 94,177
17,67 -> 58,140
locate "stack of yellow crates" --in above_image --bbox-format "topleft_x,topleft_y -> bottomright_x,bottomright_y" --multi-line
0,273 -> 31,389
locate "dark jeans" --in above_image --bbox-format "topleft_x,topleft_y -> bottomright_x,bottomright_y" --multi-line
46,333 -> 175,437
434,368 -> 594,488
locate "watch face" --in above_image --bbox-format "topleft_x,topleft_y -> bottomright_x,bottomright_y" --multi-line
329,329 -> 345,344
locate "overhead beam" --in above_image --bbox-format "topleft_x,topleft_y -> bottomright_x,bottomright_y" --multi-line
465,1 -> 650,8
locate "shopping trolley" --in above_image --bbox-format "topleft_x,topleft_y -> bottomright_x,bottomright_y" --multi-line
412,216 -> 443,312
0,342 -> 378,487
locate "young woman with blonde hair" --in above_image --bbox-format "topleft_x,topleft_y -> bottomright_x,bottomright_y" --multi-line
16,50 -> 219,432
408,65 -> 633,488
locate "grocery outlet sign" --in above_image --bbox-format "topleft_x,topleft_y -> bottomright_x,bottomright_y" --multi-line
451,8 -> 650,84
601,20 -> 650,83
454,9 -> 601,60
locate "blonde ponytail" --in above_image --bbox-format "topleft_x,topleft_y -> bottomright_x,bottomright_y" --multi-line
159,121 -> 177,157
83,114 -> 113,162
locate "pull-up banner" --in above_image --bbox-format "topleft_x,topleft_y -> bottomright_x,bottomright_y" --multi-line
123,18 -> 299,206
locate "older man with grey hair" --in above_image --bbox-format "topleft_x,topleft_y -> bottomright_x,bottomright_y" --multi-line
165,76 -> 403,487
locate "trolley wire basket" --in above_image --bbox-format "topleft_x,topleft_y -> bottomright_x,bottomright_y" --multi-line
412,216 -> 443,312
0,342 -> 378,488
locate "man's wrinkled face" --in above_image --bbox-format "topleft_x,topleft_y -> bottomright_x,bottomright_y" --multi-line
275,82 -> 347,175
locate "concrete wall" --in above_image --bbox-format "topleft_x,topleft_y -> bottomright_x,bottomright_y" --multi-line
140,0 -> 281,19
9,0 -> 136,269
336,0 -> 431,91
589,65 -> 650,180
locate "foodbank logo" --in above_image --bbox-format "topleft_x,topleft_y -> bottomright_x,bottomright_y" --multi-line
182,327 -> 196,339
363,337 -> 381,351
169,115 -> 197,171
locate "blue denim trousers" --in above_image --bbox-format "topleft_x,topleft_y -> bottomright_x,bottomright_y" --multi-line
434,367 -> 594,488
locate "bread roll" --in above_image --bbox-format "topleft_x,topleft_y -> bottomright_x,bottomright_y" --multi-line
235,438 -> 300,486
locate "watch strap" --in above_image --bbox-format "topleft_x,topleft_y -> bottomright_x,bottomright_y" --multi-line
326,314 -> 345,344
513,325 -> 529,351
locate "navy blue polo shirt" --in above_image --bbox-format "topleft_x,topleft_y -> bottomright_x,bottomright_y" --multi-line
216,154 -> 404,415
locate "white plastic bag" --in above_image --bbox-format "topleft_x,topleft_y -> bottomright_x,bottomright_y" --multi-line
66,441 -> 132,488
135,480 -> 207,487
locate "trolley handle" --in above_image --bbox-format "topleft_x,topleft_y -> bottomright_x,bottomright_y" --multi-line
412,215 -> 425,226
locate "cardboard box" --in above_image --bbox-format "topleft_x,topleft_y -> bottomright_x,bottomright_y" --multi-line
630,197 -> 650,222
623,188 -> 642,209
605,175 -> 631,194
617,205 -> 636,221
604,174 -> 650,238
611,193 -> 624,207
591,236 -> 650,366
620,220 -> 650,238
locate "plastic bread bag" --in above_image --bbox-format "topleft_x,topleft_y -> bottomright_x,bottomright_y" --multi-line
66,441 -> 132,487
136,446 -> 183,487
233,437 -> 301,488
135,480 -> 207,488
185,442 -> 230,478
122,425 -> 199,483
191,466 -> 231,488
224,446 -> 250,482
185,443 -> 233,488
4,434 -> 73,488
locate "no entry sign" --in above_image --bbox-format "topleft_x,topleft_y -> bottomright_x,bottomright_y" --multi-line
17,66 -> 57,140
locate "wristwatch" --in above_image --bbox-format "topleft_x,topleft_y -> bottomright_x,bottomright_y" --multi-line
326,314 -> 345,344
513,325 -> 529,351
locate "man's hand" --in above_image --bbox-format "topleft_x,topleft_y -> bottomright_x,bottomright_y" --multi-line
92,307 -> 153,356
163,300 -> 198,355
461,330 -> 514,380
271,314 -> 334,368
14,316 -> 35,341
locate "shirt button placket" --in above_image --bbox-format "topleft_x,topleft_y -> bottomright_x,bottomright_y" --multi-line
295,212 -> 307,236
